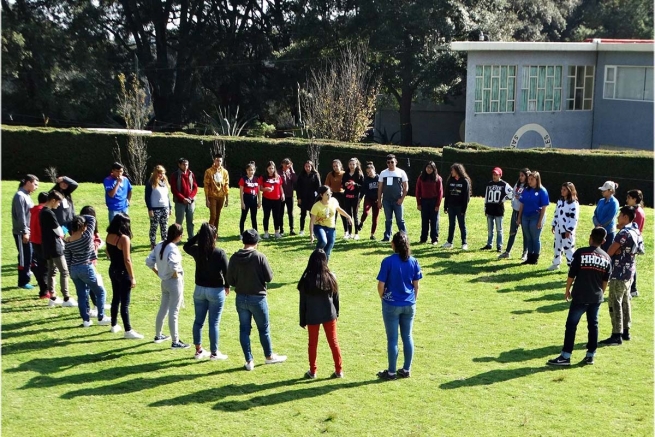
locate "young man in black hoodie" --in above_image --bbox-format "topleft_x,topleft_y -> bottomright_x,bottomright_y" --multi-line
227,229 -> 287,371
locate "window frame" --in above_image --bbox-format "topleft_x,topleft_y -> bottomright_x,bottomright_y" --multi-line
566,65 -> 595,111
603,65 -> 654,102
473,64 -> 517,114
520,65 -> 563,112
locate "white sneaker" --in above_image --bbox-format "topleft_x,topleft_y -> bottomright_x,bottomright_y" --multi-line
110,324 -> 122,333
441,242 -> 453,249
83,320 -> 93,328
210,352 -> 228,361
104,304 -> 111,310
245,360 -> 255,371
194,349 -> 211,360
299,231 -> 305,236
48,297 -> 63,307
97,317 -> 112,326
62,298 -> 78,307
265,353 -> 287,364
124,330 -> 144,339
274,232 -> 281,239
343,232 -> 350,240
88,308 -> 98,317
461,244 -> 469,251
353,234 -> 360,240
263,232 -> 270,239
547,264 -> 560,271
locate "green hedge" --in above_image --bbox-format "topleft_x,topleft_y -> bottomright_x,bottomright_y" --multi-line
2,126 -> 652,206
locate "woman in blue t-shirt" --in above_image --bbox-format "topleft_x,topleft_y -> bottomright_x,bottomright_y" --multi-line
593,180 -> 620,252
376,232 -> 423,380
517,171 -> 549,265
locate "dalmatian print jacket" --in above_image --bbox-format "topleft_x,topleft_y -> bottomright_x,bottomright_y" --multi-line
552,199 -> 579,235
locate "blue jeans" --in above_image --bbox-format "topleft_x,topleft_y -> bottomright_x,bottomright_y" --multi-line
447,205 -> 467,244
381,301 -> 416,373
420,198 -> 439,242
382,198 -> 406,240
70,263 -> 106,322
562,302 -> 600,358
193,286 -> 226,353
601,230 -> 615,253
235,294 -> 273,362
521,214 -> 544,254
314,225 -> 336,259
108,208 -> 128,224
486,215 -> 504,249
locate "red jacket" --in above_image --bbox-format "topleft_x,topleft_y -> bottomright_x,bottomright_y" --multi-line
415,176 -> 443,209
29,205 -> 44,244
170,169 -> 198,203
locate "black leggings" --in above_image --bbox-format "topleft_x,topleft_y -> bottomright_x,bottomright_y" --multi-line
332,192 -> 348,232
343,196 -> 360,234
109,269 -> 132,331
240,194 -> 258,234
262,197 -> 282,232
299,198 -> 314,231
279,196 -> 295,232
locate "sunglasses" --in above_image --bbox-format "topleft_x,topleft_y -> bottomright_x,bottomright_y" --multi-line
387,160 -> 394,163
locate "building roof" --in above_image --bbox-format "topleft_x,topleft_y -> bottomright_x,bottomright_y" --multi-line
451,40 -> 654,53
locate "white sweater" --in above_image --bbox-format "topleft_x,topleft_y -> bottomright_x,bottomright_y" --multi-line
146,242 -> 183,280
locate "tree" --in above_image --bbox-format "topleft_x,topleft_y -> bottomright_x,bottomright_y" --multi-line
565,0 -> 654,40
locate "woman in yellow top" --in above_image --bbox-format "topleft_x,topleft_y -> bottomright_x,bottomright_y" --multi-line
309,186 -> 352,260
325,159 -> 348,235
203,153 -> 230,234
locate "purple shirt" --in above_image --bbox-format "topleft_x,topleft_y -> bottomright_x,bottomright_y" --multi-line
280,168 -> 297,198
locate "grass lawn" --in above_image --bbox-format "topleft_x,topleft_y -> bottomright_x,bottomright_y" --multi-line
2,181 -> 653,437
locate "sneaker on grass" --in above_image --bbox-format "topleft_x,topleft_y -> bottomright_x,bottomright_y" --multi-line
194,349 -> 210,360
62,298 -> 78,307
20,283 -> 35,290
547,264 -> 560,271
461,244 -> 469,251
397,368 -> 411,378
124,330 -> 144,339
171,340 -> 190,349
48,297 -> 63,307
599,336 -> 622,346
83,320 -> 93,328
546,355 -> 570,366
244,360 -> 255,371
88,308 -> 98,317
376,369 -> 397,381
97,317 -> 112,326
153,334 -> 171,344
330,372 -> 344,379
304,370 -> 316,379
441,242 -> 453,249
265,354 -> 287,364
480,245 -> 492,250
583,356 -> 594,365
110,325 -> 122,333
210,352 -> 228,360
498,252 -> 510,259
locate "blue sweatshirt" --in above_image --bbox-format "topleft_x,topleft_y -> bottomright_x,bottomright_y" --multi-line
593,195 -> 619,233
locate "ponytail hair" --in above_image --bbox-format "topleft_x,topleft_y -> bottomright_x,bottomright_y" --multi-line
160,223 -> 183,260
392,232 -> 411,262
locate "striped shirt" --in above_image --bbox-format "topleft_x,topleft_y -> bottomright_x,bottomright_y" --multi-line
64,215 -> 97,267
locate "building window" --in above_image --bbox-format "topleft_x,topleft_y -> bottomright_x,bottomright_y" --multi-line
604,66 -> 654,102
474,65 -> 516,113
520,65 -> 562,112
566,66 -> 594,110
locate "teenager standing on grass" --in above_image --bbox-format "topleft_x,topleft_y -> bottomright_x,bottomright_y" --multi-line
310,186 -> 353,260
377,154 -> 409,242
184,223 -> 230,360
593,181 -> 619,252
547,228 -> 611,367
147,224 -> 189,349
79,205 -> 107,317
64,214 -> 111,328
12,174 -> 39,289
239,162 -> 260,236
298,249 -> 343,379
548,182 -> 579,271
204,154 -> 230,234
376,232 -> 422,381
30,192 -> 50,298
259,161 -> 285,239
170,157 -> 198,239
358,162 -> 380,241
145,165 -> 172,249
626,189 -> 645,297
517,171 -> 549,265
106,213 -> 143,339
279,158 -> 297,235
599,206 -> 644,346
415,161 -> 443,245
104,162 -> 132,223
325,160 -> 348,234
51,175 -> 78,234
341,158 -> 364,240
227,229 -> 287,371
442,163 -> 471,250
296,161 -> 321,236
481,167 -> 512,252
499,168 -> 530,260
41,191 -> 76,307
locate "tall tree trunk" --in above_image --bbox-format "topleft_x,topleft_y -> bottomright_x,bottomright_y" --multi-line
399,83 -> 413,146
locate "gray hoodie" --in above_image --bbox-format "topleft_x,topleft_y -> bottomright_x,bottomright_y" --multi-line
227,248 -> 273,296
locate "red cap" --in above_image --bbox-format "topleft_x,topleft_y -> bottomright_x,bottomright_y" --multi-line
492,167 -> 502,177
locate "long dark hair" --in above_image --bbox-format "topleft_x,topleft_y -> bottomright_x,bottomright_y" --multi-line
331,159 -> 343,176
449,163 -> 472,194
196,222 -> 217,265
515,168 -> 531,189
315,185 -> 331,203
348,157 -> 362,179
160,223 -> 183,260
69,215 -> 86,233
392,232 -> 411,262
80,205 -> 98,235
106,213 -> 132,239
561,182 -> 578,204
265,161 -> 278,178
297,249 -> 339,295
302,160 -> 317,176
420,161 -> 438,182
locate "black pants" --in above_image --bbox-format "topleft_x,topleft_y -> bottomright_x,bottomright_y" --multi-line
240,194 -> 258,234
332,192 -> 348,232
31,243 -> 49,296
109,268 -> 132,331
262,198 -> 282,232
343,195 -> 360,234
299,197 -> 314,231
279,196 -> 295,233
13,234 -> 32,287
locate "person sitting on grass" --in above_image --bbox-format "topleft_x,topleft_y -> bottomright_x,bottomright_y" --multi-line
547,228 -> 611,367
298,249 -> 343,379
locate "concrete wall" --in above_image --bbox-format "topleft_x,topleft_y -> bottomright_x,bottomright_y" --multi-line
592,51 -> 654,150
464,51 -> 598,149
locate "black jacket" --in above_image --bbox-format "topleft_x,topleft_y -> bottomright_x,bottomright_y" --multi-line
298,274 -> 339,327
296,171 -> 321,203
183,235 -> 229,288
51,176 -> 78,228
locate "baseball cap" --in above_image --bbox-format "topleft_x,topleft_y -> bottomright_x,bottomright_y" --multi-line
492,167 -> 502,177
242,229 -> 260,245
598,181 -> 616,191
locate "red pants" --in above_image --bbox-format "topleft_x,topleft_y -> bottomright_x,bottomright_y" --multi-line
307,319 -> 342,374
360,198 -> 380,234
